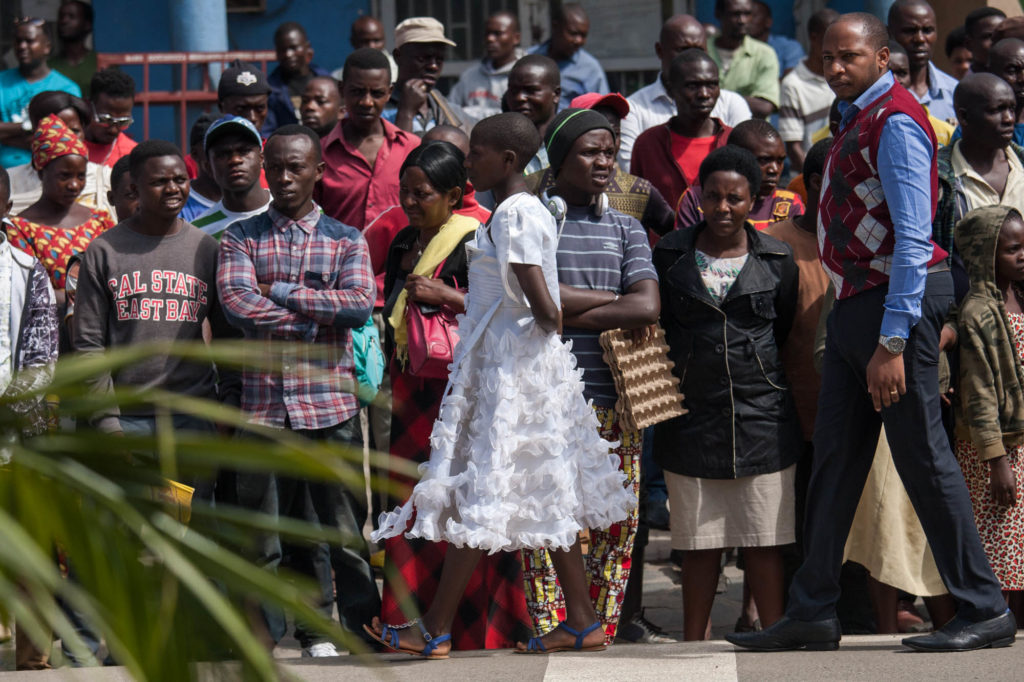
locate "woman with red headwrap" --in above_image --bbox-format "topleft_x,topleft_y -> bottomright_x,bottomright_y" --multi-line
7,114 -> 114,306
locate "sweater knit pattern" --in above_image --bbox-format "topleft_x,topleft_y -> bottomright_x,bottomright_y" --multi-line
817,81 -> 939,299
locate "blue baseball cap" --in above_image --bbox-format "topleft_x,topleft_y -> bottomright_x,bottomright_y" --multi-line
203,114 -> 263,153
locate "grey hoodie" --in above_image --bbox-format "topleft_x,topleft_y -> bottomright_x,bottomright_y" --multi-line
448,51 -> 523,120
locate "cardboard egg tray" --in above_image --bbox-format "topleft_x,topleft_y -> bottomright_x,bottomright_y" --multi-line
599,325 -> 688,433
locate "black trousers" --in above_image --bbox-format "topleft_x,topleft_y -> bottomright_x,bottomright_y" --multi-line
278,415 -> 381,649
788,272 -> 1005,622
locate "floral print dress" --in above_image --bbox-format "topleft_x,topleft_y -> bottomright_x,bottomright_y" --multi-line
695,249 -> 749,304
7,210 -> 115,290
954,311 -> 1024,590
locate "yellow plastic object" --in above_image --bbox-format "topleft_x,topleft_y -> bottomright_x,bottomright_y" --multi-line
152,479 -> 195,525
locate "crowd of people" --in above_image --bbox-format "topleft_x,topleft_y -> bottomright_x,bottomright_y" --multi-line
2,0 -> 1024,667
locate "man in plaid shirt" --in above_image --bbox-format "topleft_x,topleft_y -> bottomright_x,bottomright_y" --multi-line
217,123 -> 378,657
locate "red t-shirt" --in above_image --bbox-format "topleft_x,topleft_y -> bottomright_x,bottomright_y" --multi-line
670,133 -> 717,187
84,133 -> 137,168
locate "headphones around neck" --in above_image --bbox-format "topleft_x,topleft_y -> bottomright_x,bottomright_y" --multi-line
541,189 -> 608,221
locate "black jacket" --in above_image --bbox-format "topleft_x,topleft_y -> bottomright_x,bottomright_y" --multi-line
652,222 -> 802,479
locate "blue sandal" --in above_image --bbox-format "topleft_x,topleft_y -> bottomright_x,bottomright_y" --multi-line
516,621 -> 607,654
363,619 -> 452,659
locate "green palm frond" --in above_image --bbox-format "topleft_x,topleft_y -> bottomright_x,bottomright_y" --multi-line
0,340 -> 407,680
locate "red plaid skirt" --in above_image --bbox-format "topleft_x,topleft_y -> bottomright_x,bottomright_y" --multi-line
381,362 -> 532,649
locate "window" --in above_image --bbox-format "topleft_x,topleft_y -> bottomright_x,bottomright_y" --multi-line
1,2 -> 26,63
379,0 -> 684,98
394,0 -> 520,63
226,0 -> 266,13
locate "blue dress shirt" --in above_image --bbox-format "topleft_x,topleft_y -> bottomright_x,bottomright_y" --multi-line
913,61 -> 958,124
528,42 -> 609,110
837,71 -> 934,340
767,34 -> 805,77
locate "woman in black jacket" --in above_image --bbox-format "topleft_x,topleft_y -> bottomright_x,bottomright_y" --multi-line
652,145 -> 801,640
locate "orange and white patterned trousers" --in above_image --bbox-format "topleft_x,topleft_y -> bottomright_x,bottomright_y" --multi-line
520,406 -> 641,643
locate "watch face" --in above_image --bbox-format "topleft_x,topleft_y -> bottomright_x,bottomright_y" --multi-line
885,337 -> 906,354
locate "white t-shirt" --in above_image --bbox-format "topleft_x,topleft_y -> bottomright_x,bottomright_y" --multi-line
716,47 -> 736,73
191,198 -> 271,239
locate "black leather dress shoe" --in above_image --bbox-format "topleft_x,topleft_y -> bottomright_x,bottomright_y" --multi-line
724,616 -> 841,651
902,610 -> 1016,652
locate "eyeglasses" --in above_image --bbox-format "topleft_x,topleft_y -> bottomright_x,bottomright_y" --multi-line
13,17 -> 45,28
92,103 -> 134,128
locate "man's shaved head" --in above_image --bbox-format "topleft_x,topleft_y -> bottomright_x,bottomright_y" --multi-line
990,37 -> 1024,70
350,15 -> 385,50
491,10 -> 520,33
661,14 -> 705,46
955,71 -> 1013,111
510,54 -> 560,87
668,48 -> 717,86
887,0 -> 935,25
657,14 -> 708,77
831,12 -> 890,51
553,2 -> 588,26
422,124 -> 470,156
989,38 -> 1024,110
808,8 -> 840,38
955,72 -> 1016,149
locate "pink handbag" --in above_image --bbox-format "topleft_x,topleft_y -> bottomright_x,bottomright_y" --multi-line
405,262 -> 460,379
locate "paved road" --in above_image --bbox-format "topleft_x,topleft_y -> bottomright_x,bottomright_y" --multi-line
2,635 -> 1019,681
3,531 -> 1021,680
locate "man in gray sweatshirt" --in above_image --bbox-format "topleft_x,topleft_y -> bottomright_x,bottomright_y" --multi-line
73,139 -> 239,495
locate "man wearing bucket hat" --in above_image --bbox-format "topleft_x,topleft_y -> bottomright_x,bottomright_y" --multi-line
520,107 -> 660,644
382,17 -> 472,134
192,115 -> 271,239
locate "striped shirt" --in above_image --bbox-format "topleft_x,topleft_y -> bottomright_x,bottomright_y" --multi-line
778,60 -> 834,152
217,204 -> 375,430
192,199 -> 271,239
556,206 -> 658,407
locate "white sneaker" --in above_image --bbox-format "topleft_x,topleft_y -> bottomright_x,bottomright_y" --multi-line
302,642 -> 340,658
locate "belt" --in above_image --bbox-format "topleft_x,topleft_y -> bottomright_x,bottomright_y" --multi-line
927,262 -> 950,274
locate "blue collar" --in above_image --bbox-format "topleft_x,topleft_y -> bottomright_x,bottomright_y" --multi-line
923,61 -> 957,101
538,40 -> 580,66
838,71 -> 895,130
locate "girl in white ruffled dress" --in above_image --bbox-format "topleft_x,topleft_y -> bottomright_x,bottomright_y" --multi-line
366,113 -> 635,658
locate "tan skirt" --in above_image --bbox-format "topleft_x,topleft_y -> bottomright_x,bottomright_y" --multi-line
665,464 -> 797,550
843,427 -> 947,596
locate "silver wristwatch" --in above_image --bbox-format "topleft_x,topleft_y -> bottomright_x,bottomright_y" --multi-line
879,335 -> 906,355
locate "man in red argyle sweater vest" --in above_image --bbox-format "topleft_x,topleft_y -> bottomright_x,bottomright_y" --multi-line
728,11 -> 1014,654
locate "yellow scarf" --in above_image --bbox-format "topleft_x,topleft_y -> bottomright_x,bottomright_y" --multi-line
388,212 -> 479,364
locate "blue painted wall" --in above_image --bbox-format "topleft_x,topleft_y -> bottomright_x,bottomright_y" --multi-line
226,0 -> 371,73
91,0 -> 370,146
695,0 -> 869,38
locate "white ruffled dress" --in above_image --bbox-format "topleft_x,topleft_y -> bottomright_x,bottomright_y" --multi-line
373,193 -> 635,553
